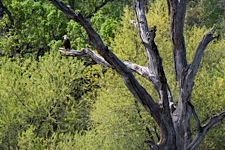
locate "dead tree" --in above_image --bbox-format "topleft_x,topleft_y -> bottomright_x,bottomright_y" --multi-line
50,0 -> 225,149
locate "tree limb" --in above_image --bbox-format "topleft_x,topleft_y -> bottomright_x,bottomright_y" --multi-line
187,101 -> 201,131
133,0 -> 176,148
59,47 -> 175,111
133,0 -> 172,112
187,29 -> 219,82
187,110 -> 225,150
172,23 -> 220,150
123,61 -> 150,78
59,48 -> 155,83
145,139 -> 160,150
168,0 -> 187,81
130,20 -> 138,28
166,0 -> 170,16
167,1 -> 195,148
59,48 -> 113,68
51,0 -> 162,125
85,0 -> 113,19
129,21 -> 175,112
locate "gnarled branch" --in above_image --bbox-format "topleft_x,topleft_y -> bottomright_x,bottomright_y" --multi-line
187,29 -> 219,82
134,0 -> 176,148
51,0 -> 162,126
59,47 -> 175,111
187,101 -> 201,131
86,0 -> 113,19
187,110 -> 225,150
167,0 -> 187,81
134,0 -> 173,112
59,48 -> 152,81
59,48 -> 113,68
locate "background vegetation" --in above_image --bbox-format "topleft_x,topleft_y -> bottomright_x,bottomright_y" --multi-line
0,0 -> 225,149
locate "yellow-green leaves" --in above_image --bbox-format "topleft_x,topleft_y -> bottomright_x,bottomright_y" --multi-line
0,52 -> 99,149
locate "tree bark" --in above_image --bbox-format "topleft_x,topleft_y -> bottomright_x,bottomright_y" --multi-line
166,1 -> 191,147
50,0 -> 225,149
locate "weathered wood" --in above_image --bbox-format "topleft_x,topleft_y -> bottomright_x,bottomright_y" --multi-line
51,0 -> 162,129
133,0 -> 176,149
59,48 -> 113,68
133,0 -> 174,108
50,0 -> 225,149
168,0 -> 187,81
187,110 -> 225,150
187,28 -> 218,82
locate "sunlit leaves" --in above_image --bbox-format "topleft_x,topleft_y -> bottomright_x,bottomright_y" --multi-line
0,52 -> 98,148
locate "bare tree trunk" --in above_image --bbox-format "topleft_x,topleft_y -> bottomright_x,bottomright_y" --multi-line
50,0 -> 225,149
166,1 -> 192,148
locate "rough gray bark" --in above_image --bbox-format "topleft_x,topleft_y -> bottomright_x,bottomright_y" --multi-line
50,0 -> 224,149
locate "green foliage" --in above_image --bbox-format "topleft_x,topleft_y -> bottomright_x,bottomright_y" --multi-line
0,0 -> 67,58
0,0 -> 128,58
186,0 -> 225,34
91,10 -> 119,45
67,0 -> 131,19
84,71 -> 153,150
0,0 -> 132,149
112,6 -> 145,64
0,52 -> 99,149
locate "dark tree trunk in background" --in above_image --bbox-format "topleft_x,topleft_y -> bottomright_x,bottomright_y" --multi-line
0,1 -> 14,26
50,0 -> 225,149
68,0 -> 75,10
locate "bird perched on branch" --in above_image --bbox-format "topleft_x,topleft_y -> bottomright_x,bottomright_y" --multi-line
63,35 -> 71,50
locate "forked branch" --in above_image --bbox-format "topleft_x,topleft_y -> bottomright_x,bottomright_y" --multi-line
187,29 -> 220,82
187,110 -> 225,150
134,0 -> 173,112
187,101 -> 201,131
51,0 -> 162,125
86,0 -> 113,19
59,48 -> 151,78
145,139 -> 160,150
167,0 -> 187,81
